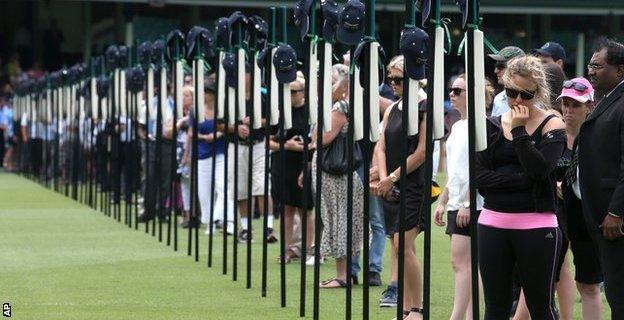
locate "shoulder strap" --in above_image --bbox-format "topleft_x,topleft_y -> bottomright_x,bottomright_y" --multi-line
536,114 -> 558,135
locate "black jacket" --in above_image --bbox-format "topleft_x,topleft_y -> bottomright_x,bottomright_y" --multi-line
578,81 -> 624,231
476,115 -> 566,213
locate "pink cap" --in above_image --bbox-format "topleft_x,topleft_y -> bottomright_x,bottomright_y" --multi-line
557,77 -> 594,103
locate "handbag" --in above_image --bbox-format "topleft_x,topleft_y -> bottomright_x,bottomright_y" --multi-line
320,101 -> 363,174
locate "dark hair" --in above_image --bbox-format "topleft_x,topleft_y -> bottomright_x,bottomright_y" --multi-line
543,62 -> 566,114
594,37 -> 624,66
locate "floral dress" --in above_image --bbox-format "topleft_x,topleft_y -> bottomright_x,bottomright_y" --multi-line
311,101 -> 363,259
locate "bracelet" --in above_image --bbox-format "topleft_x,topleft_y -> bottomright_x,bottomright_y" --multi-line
389,172 -> 399,183
608,212 -> 621,218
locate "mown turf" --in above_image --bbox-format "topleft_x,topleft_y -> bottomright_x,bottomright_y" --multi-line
0,172 -> 610,319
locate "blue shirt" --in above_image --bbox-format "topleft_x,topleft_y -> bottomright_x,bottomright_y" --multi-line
197,118 -> 225,160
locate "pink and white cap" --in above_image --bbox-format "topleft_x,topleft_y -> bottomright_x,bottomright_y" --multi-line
557,77 -> 594,103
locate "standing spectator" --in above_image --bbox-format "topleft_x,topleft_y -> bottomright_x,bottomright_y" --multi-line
556,77 -> 604,319
270,72 -> 314,262
434,73 -> 493,320
137,86 -> 175,222
543,62 -> 566,116
372,49 -> 429,317
194,81 -> 226,234
313,64 -> 364,288
488,46 -> 525,117
533,41 -> 567,70
578,39 -> 624,319
1,96 -> 15,171
476,55 -> 566,319
224,60 -> 270,243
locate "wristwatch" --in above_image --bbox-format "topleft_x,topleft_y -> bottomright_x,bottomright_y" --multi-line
389,173 -> 399,183
461,201 -> 471,209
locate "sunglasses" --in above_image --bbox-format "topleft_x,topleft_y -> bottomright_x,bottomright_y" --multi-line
494,61 -> 507,70
387,76 -> 403,85
505,87 -> 536,100
449,87 -> 465,95
290,89 -> 304,94
563,80 -> 588,92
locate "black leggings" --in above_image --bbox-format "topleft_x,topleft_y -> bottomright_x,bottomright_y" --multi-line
478,224 -> 561,320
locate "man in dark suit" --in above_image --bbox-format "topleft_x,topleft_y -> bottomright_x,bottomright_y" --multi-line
578,39 -> 624,319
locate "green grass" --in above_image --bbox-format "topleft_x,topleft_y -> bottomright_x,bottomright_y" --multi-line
0,172 -> 611,319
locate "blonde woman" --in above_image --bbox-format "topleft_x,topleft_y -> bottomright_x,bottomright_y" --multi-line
434,73 -> 494,320
476,55 -> 566,319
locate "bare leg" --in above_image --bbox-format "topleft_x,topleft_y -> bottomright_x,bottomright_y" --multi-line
449,234 -> 473,320
577,282 -> 603,320
557,254 -> 576,320
284,205 -> 296,252
238,199 -> 248,230
306,210 -> 315,251
512,290 -> 530,320
393,227 -> 423,320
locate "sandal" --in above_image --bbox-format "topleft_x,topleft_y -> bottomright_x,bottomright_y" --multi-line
404,308 -> 423,320
319,278 -> 347,288
390,310 -> 410,320
276,248 -> 299,264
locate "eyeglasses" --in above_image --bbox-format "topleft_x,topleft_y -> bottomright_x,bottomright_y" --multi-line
494,61 -> 507,70
563,80 -> 588,92
449,87 -> 465,95
290,89 -> 304,94
587,63 -> 605,70
505,87 -> 536,100
387,76 -> 403,85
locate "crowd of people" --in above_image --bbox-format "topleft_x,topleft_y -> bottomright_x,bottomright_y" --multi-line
4,18 -> 624,318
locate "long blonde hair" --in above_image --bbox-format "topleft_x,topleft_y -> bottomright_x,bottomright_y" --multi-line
502,55 -> 551,109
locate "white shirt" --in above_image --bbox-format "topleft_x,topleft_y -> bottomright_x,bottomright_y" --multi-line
445,119 -> 484,211
138,96 -> 174,140
491,91 -> 509,117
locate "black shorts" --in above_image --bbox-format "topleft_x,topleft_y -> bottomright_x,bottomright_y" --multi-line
570,237 -> 603,284
555,231 -> 569,282
445,210 -> 471,237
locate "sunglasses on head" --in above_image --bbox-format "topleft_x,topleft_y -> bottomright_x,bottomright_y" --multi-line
449,87 -> 465,95
387,76 -> 403,85
563,80 -> 588,92
505,87 -> 536,100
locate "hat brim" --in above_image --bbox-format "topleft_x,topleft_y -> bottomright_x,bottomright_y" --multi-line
299,17 -> 310,41
354,41 -> 386,87
532,48 -> 552,57
405,59 -> 426,80
276,68 -> 297,84
557,92 -> 591,104
487,53 -> 507,61
336,28 -> 363,46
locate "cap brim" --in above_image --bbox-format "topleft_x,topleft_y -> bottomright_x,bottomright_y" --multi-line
276,68 -> 297,84
336,28 -> 362,46
557,92 -> 590,103
405,59 -> 425,80
487,53 -> 506,61
299,17 -> 309,41
532,48 -> 551,57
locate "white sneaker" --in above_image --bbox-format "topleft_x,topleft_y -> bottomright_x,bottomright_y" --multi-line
204,228 -> 212,235
305,255 -> 324,266
221,221 -> 234,235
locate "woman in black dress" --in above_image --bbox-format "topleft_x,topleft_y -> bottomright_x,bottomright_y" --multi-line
373,55 -> 427,319
270,72 -> 314,262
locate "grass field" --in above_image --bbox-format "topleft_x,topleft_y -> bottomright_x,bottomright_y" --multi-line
0,172 -> 610,319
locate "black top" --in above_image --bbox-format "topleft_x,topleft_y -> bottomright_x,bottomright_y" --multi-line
476,114 -> 566,213
230,96 -> 269,144
577,81 -> 624,230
